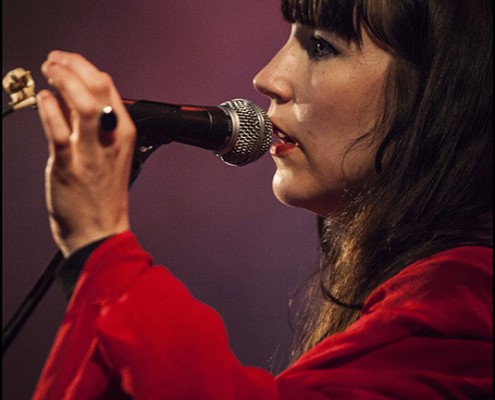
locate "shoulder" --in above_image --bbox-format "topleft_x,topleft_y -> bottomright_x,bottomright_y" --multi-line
398,245 -> 492,278
367,246 -> 492,303
362,246 -> 493,338
283,247 -> 493,398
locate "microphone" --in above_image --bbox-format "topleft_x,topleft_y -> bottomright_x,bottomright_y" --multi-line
123,98 -> 272,166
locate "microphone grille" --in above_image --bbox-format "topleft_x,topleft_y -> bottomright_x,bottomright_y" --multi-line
216,99 -> 272,166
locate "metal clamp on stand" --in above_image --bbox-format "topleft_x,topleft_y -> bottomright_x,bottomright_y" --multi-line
2,68 -> 37,118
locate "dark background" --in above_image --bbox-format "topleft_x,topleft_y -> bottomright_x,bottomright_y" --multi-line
2,1 -> 319,398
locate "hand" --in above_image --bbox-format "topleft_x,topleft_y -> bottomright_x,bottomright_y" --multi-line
37,50 -> 136,257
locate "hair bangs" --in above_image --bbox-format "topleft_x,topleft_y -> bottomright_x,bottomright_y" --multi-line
281,0 -> 363,43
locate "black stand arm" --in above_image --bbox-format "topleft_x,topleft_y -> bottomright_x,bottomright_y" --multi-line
2,252 -> 63,355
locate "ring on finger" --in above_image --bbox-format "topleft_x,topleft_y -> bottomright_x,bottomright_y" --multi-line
99,105 -> 118,132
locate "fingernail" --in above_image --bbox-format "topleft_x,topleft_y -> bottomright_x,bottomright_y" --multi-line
36,91 -> 54,109
42,61 -> 57,76
37,91 -> 48,101
48,50 -> 68,65
47,50 -> 61,61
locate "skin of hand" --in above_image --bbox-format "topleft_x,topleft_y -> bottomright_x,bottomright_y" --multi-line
37,50 -> 136,258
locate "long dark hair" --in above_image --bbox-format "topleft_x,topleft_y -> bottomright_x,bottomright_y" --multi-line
282,0 -> 493,362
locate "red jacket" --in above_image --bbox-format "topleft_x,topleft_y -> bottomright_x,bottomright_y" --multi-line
33,232 -> 493,399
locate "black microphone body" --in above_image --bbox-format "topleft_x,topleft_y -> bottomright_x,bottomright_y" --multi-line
123,98 -> 272,167
124,99 -> 233,151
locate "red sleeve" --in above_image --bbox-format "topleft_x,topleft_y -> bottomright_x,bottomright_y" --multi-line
33,233 -> 493,399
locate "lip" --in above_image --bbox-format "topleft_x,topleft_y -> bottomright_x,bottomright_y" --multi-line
270,122 -> 300,157
270,142 -> 299,156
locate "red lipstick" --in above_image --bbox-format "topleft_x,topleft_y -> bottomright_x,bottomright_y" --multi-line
270,142 -> 298,156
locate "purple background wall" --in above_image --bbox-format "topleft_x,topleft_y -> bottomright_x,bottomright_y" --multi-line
2,1 -> 319,398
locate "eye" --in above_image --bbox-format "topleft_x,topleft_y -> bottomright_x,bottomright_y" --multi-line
309,35 -> 339,59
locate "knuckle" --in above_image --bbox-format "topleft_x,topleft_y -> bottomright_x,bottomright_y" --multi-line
58,51 -> 83,68
87,72 -> 113,94
65,51 -> 82,62
119,123 -> 138,145
78,103 -> 100,119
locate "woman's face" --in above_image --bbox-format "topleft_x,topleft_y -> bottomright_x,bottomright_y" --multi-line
253,23 -> 392,216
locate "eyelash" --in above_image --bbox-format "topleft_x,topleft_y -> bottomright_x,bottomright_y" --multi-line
309,36 -> 339,59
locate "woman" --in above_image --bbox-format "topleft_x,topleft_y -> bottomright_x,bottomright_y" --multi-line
34,0 -> 492,398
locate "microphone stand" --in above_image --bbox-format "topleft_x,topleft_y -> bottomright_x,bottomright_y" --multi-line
2,103 -> 161,355
2,252 -> 64,355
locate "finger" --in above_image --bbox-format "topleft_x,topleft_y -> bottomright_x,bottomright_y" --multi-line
45,51 -> 121,116
37,90 -> 72,166
42,61 -> 109,150
47,50 -> 102,90
107,88 -> 136,142
42,60 -> 107,121
46,51 -> 133,128
43,51 -> 136,149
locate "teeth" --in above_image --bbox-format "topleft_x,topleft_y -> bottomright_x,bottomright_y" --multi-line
276,131 -> 287,140
275,129 -> 296,144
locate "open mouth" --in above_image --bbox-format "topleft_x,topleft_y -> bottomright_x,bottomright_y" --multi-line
270,124 -> 300,156
273,125 -> 299,146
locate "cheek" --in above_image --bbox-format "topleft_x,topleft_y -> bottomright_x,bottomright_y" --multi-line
311,140 -> 377,198
333,142 -> 378,192
302,101 -> 383,185
307,74 -> 387,139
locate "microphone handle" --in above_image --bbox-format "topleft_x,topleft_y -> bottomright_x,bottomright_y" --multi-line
123,99 -> 233,151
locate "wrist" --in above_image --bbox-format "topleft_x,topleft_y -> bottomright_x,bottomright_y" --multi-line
56,235 -> 114,299
51,221 -> 130,258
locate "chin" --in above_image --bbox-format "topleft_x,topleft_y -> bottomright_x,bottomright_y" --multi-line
272,183 -> 335,216
273,187 -> 332,216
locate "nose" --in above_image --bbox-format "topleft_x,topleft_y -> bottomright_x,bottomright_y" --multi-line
253,45 -> 294,104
